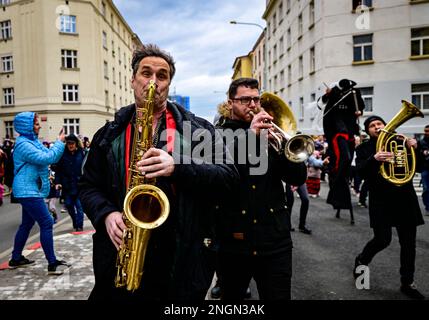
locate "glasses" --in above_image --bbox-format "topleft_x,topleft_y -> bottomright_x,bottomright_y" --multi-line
232,96 -> 261,106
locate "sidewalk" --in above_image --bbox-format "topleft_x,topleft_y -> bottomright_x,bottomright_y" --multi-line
0,228 -> 95,300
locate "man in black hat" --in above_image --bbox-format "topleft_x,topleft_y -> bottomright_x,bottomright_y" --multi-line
317,79 -> 365,223
354,115 -> 425,300
54,134 -> 85,231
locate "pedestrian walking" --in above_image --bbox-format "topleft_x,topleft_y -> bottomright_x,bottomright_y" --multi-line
8,112 -> 70,275
54,134 -> 85,231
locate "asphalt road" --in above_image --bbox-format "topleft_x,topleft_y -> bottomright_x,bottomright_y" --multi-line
1,180 -> 429,300
0,195 -> 73,256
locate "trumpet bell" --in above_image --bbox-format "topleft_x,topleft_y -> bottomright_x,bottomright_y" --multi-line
286,134 -> 315,163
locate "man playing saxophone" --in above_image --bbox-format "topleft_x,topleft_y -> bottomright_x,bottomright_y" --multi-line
354,115 -> 425,300
79,44 -> 239,300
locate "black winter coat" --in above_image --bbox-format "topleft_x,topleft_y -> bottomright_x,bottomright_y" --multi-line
54,148 -> 85,196
356,138 -> 424,228
79,103 -> 239,300
216,118 -> 307,256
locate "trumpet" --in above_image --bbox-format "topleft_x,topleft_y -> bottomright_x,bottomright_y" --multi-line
253,92 -> 315,163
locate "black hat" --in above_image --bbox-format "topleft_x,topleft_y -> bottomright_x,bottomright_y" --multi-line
364,115 -> 386,134
338,79 -> 357,90
65,133 -> 79,144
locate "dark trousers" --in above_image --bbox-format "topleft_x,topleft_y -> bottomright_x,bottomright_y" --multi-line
359,225 -> 417,285
358,180 -> 368,204
285,184 -> 309,228
218,250 -> 292,300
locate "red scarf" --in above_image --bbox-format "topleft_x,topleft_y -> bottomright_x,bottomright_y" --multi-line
125,108 -> 176,188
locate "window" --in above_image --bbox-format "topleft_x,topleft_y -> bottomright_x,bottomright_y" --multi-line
103,61 -> 108,79
61,50 -> 78,69
113,94 -> 116,109
299,97 -> 304,120
3,87 -> 14,106
299,56 -> 303,80
280,70 -> 285,85
287,28 -> 291,49
258,49 -> 261,66
279,36 -> 284,57
4,120 -> 14,138
62,84 -> 79,103
412,83 -> 429,110
279,2 -> 283,21
124,53 -> 127,69
101,2 -> 106,17
1,55 -> 13,72
310,47 -> 315,73
63,118 -> 80,135
124,75 -> 127,91
102,31 -> 107,49
359,87 -> 374,112
112,67 -> 116,83
353,34 -> 373,62
119,71 -> 122,88
298,14 -> 303,38
286,0 -> 291,13
411,27 -> 429,57
118,47 -> 121,64
287,64 -> 292,86
309,1 -> 315,27
311,93 -> 316,102
112,41 -> 115,56
353,0 -> 372,10
60,15 -> 76,33
105,90 -> 109,107
273,45 -> 277,63
0,20 -> 12,39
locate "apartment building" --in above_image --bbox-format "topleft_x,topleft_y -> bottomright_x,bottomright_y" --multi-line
262,0 -> 429,135
0,0 -> 142,142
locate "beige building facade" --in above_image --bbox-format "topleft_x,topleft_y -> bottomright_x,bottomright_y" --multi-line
0,0 -> 142,142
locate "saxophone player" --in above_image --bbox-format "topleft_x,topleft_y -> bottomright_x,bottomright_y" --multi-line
79,44 -> 239,300
354,115 -> 425,300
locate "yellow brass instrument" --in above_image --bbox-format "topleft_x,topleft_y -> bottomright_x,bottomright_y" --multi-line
253,92 -> 315,163
376,100 -> 424,186
115,80 -> 170,291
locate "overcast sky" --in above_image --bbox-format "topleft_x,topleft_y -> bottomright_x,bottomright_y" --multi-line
113,0 -> 266,123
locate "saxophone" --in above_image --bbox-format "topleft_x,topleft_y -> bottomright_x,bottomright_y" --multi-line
115,80 -> 170,291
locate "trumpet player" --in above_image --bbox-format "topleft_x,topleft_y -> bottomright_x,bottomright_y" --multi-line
354,115 -> 425,300
215,78 -> 307,300
79,44 -> 239,300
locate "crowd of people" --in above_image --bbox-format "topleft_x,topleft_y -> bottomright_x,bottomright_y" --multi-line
1,44 -> 427,301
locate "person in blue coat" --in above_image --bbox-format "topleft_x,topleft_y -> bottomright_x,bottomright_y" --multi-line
9,112 -> 70,275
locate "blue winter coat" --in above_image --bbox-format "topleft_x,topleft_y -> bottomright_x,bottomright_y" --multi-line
12,112 -> 65,198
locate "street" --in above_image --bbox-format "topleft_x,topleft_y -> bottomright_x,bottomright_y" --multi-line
0,180 -> 428,300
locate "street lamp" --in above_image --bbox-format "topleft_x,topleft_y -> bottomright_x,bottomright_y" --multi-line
230,20 -> 267,92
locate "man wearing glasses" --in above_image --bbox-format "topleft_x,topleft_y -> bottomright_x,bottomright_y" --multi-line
215,78 -> 307,300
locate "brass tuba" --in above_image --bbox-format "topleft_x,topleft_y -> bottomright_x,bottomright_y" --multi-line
257,92 -> 315,163
376,100 -> 424,186
115,80 -> 170,291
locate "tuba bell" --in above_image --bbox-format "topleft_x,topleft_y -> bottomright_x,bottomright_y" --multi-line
376,100 -> 424,186
257,92 -> 315,163
115,80 -> 170,291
